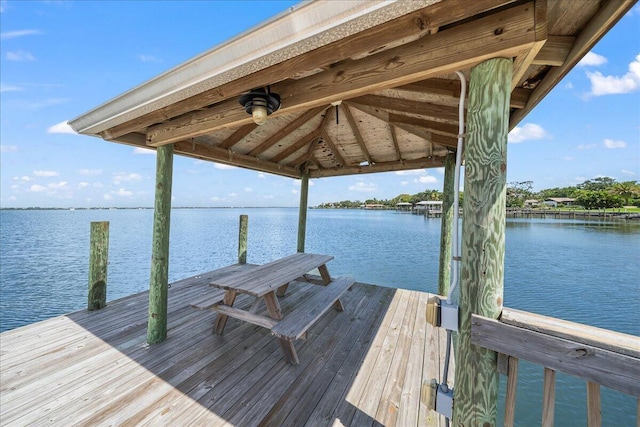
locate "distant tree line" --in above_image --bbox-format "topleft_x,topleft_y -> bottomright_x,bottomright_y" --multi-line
317,177 -> 640,210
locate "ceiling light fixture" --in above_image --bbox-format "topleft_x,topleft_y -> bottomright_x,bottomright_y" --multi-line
239,86 -> 281,126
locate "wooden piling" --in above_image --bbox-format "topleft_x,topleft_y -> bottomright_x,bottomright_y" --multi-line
238,214 -> 248,264
438,152 -> 455,296
88,221 -> 109,311
147,143 -> 174,345
297,170 -> 309,253
453,57 -> 511,426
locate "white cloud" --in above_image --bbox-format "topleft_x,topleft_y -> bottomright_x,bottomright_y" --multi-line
47,121 -> 76,134
257,173 -> 266,179
29,184 -> 47,192
78,182 -> 90,188
103,194 -> 113,201
0,83 -> 21,92
115,188 -> 133,197
6,50 -> 35,61
48,181 -> 68,189
113,172 -> 142,184
292,189 -> 299,195
586,54 -> 640,96
603,139 -> 626,149
229,192 -> 238,197
435,167 -> 445,175
564,81 -> 574,90
244,187 -> 253,192
348,182 -> 377,192
401,181 -> 409,186
578,52 -> 607,67
133,147 -> 156,155
0,144 -> 18,152
621,169 -> 636,176
395,170 -> 427,176
415,176 -> 438,184
0,29 -> 42,40
563,156 -> 574,161
261,195 -> 275,200
210,196 -> 223,202
79,169 -> 102,176
214,163 -> 237,170
577,143 -> 597,150
508,123 -> 548,143
33,170 -> 59,177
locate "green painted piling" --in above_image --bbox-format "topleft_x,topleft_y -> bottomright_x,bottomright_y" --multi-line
88,221 -> 109,311
147,143 -> 174,345
438,152 -> 455,296
453,58 -> 511,427
238,215 -> 248,264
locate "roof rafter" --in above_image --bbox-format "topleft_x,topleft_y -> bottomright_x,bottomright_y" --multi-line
247,106 -> 328,157
271,130 -> 320,164
218,123 -> 258,149
389,113 -> 458,138
351,95 -> 459,122
319,130 -> 346,167
310,157 -> 445,178
145,2 -> 539,147
510,0 -> 548,90
342,104 -> 373,165
389,125 -> 402,162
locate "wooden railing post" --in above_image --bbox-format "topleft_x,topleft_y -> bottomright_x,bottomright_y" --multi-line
88,221 -> 109,311
238,215 -> 248,264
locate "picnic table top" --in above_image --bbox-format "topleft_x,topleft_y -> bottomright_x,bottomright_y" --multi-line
209,253 -> 333,297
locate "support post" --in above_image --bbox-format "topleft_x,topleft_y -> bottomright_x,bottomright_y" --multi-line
147,143 -> 174,344
452,57 -> 511,426
88,221 -> 109,310
297,170 -> 309,253
238,214 -> 248,264
438,152 -> 455,296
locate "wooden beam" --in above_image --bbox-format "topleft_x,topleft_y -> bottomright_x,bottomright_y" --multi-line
399,78 -> 531,109
173,140 -> 300,178
342,104 -> 373,164
271,130 -> 320,164
310,156 -> 445,178
389,124 -> 402,161
247,106 -> 327,157
532,35 -> 575,66
389,113 -> 459,137
147,143 -> 174,345
351,94 -> 459,122
146,3 -> 538,147
510,0 -> 636,129
511,0 -> 547,90
319,130 -> 346,167
453,58 -> 511,426
101,0 -> 518,140
218,123 -> 258,149
88,221 -> 109,311
471,314 -> 640,397
542,368 -> 556,427
289,141 -> 317,169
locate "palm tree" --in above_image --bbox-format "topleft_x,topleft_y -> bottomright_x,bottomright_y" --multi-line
610,181 -> 640,206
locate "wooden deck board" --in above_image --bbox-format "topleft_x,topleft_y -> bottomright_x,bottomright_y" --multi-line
0,265 -> 449,426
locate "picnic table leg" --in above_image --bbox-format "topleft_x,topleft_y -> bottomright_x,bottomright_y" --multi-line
276,283 -> 289,297
264,291 -> 299,364
318,264 -> 332,285
214,290 -> 237,335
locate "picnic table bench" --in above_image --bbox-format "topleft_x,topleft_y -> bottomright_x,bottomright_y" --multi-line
202,253 -> 354,364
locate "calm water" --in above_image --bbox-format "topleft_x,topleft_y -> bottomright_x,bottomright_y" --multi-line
1,208 -> 638,425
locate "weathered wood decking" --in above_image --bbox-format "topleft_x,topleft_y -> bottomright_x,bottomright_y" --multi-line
0,266 -> 449,426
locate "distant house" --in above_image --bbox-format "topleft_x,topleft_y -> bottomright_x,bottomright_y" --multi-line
524,199 -> 540,207
544,197 -> 575,207
395,202 -> 412,212
414,200 -> 443,213
363,203 -> 386,210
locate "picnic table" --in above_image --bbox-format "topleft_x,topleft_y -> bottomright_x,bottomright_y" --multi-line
208,253 -> 354,364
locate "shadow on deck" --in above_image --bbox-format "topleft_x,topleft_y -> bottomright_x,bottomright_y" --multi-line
0,267 -> 449,426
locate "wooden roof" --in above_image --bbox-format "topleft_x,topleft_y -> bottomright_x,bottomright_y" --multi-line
69,0 -> 635,180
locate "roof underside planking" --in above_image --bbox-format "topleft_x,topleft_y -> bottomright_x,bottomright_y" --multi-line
69,0 -> 636,180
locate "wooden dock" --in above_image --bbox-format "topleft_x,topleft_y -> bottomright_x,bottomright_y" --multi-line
0,266 -> 449,426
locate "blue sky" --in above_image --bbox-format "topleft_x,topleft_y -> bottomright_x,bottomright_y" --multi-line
1,1 -> 638,208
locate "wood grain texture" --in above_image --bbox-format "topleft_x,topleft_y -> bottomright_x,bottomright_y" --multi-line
297,171 -> 309,253
88,221 -> 109,311
542,368 -> 556,427
587,381 -> 601,427
238,215 -> 248,264
453,57 -> 512,427
147,143 -> 174,344
504,356 -> 519,427
438,152 -> 455,296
